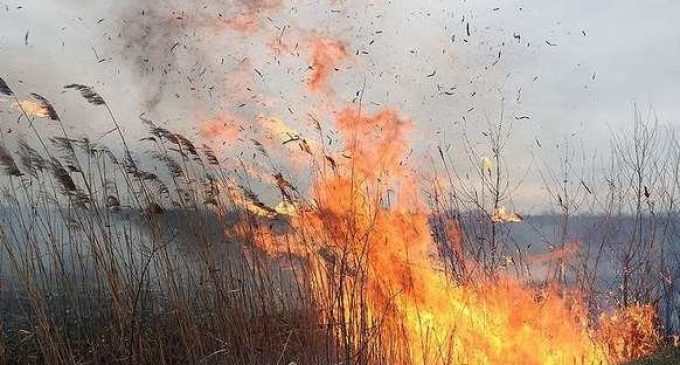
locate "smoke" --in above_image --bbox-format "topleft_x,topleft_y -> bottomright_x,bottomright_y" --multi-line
5,0 -> 676,212
110,0 -> 284,112
115,4 -> 186,110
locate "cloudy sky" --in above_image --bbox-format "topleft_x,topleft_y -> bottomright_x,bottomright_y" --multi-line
1,0 -> 679,211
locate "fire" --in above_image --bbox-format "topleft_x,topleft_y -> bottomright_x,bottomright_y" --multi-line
597,304 -> 661,363
528,240 -> 582,266
15,99 -> 50,119
223,0 -> 282,34
481,156 -> 494,175
273,200 -> 297,216
232,107 -> 640,364
225,14 -> 260,34
490,206 -> 523,223
199,115 -> 242,142
225,181 -> 277,219
258,115 -> 301,143
307,37 -> 348,92
201,13 -> 661,363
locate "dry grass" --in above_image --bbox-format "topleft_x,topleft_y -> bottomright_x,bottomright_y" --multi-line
0,81 -> 676,364
0,83 -> 338,364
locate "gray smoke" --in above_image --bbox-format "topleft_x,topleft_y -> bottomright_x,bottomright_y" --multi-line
1,0 -> 680,211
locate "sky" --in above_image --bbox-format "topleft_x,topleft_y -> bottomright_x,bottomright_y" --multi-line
0,0 -> 679,212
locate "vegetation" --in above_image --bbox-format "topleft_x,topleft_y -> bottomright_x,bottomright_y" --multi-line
627,347 -> 680,365
0,78 -> 677,364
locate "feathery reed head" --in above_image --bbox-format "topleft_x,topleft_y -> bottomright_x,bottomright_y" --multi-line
0,77 -> 14,96
18,139 -> 47,177
64,84 -> 106,105
0,144 -> 23,177
29,93 -> 60,121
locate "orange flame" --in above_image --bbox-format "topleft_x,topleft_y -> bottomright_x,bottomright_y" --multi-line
307,38 -> 348,92
223,0 -> 282,34
199,115 -> 242,142
528,240 -> 582,266
199,22 -> 661,360
241,107 -> 617,364
597,304 -> 661,363
15,99 -> 50,119
490,206 -> 523,223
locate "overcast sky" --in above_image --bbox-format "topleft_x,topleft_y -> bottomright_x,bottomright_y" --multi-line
1,0 -> 679,211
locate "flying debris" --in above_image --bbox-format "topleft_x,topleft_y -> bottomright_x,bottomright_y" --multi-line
581,180 -> 592,194
325,154 -> 337,170
0,3 -> 665,364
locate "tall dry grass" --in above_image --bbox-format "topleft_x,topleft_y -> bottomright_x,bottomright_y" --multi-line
0,80 -> 336,364
0,78 -> 676,364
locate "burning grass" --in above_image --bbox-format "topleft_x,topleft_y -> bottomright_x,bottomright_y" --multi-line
627,347 -> 680,365
0,73 -> 675,365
